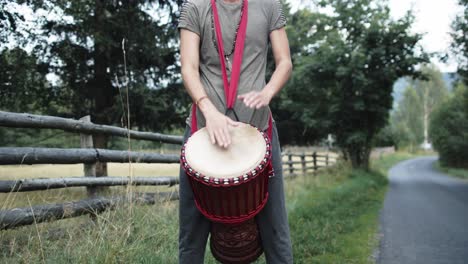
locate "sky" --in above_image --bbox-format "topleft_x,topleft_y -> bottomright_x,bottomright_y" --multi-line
288,0 -> 463,72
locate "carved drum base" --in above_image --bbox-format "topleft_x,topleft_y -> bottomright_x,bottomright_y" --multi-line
210,219 -> 263,264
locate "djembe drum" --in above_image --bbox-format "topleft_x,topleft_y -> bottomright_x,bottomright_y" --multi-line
181,124 -> 273,263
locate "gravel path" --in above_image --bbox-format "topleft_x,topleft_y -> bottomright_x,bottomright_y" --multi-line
378,156 -> 468,264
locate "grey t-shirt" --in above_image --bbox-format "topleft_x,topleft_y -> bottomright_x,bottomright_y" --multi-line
178,0 -> 286,130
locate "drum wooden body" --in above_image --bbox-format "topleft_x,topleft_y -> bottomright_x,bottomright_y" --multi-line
181,124 -> 273,263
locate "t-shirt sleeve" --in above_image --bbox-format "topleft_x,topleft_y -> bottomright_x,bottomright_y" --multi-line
178,0 -> 200,36
269,0 -> 287,32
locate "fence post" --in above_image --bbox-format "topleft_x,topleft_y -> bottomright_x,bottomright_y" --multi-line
288,153 -> 294,176
80,116 -> 98,198
300,153 -> 306,176
312,152 -> 318,173
326,154 -> 329,167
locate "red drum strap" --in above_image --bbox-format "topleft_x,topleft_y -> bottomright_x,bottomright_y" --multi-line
211,0 -> 247,110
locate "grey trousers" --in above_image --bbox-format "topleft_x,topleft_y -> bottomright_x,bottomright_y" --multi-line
178,124 -> 293,264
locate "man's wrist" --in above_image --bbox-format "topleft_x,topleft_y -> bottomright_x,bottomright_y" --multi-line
198,98 -> 218,116
195,95 -> 208,106
262,86 -> 276,101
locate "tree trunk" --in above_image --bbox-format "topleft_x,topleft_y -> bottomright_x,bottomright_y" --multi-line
423,89 -> 429,148
92,0 -> 117,178
347,145 -> 370,171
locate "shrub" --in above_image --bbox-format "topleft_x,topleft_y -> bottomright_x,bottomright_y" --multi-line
429,84 -> 468,168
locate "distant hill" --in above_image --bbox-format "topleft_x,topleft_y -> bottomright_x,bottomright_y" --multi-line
392,72 -> 458,109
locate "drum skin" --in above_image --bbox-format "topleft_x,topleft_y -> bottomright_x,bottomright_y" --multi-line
181,124 -> 273,263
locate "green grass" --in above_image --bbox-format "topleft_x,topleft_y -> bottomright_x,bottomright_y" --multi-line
0,153 -> 417,264
287,152 -> 416,263
434,162 -> 468,179
371,152 -> 417,173
287,163 -> 388,263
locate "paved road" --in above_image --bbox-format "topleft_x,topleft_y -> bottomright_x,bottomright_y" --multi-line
378,156 -> 468,264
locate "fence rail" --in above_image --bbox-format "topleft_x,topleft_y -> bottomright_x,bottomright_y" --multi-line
0,147 -> 180,165
0,111 -> 183,144
0,110 -> 338,230
0,192 -> 179,230
0,176 -> 179,193
282,152 -> 337,178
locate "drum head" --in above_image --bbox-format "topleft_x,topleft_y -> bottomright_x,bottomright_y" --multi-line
184,124 -> 267,179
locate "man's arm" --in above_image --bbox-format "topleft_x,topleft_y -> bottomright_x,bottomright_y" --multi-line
238,27 -> 292,108
180,29 -> 239,148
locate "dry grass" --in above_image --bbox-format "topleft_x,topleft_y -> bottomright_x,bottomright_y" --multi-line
0,163 -> 180,180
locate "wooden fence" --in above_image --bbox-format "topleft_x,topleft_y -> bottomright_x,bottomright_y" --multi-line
282,152 -> 338,178
0,111 -> 337,230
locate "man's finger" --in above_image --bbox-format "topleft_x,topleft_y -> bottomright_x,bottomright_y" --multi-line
255,100 -> 267,109
223,127 -> 231,146
214,130 -> 223,148
239,92 -> 256,101
217,129 -> 227,148
244,95 -> 257,106
247,98 -> 261,108
209,130 -> 216,144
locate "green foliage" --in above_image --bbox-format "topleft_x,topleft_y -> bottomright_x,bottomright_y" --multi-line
373,125 -> 397,147
429,83 -> 468,168
3,0 -> 187,132
267,2 -> 332,144
391,85 -> 424,147
0,48 -> 52,113
434,161 -> 468,179
0,1 -> 25,43
278,0 -> 428,168
451,0 -> 468,84
0,128 -> 80,148
1,0 -> 190,158
390,65 -> 448,149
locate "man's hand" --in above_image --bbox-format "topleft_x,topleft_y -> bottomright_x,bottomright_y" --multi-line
201,100 -> 241,148
238,89 -> 274,109
204,110 -> 240,148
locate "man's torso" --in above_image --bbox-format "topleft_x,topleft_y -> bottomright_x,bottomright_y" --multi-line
183,0 -> 281,130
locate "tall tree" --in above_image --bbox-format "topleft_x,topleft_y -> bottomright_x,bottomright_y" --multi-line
0,48 -> 51,113
410,65 -> 448,147
0,1 -> 24,44
391,85 -> 424,149
267,4 -> 332,144
9,0 -> 186,175
451,0 -> 468,84
391,65 -> 449,150
281,0 -> 428,169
